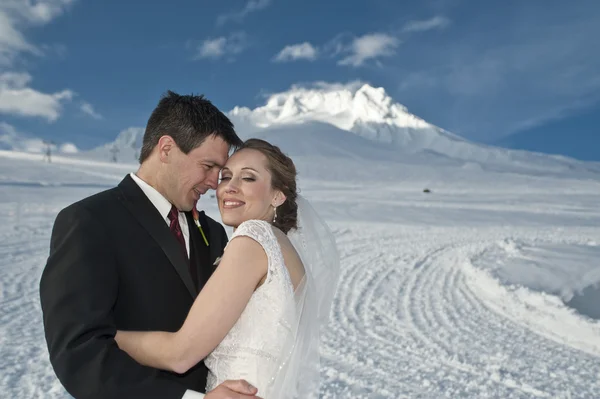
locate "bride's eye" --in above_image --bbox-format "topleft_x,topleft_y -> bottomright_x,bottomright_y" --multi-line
219,176 -> 231,181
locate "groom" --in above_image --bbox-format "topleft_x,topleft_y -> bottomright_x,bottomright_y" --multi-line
40,91 -> 259,399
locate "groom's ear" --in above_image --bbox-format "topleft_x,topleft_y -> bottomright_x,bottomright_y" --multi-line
157,135 -> 174,163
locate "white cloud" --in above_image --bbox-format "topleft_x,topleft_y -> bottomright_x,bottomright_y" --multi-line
0,121 -> 79,153
0,12 -> 37,65
25,0 -> 76,24
273,42 -> 318,62
0,121 -> 21,141
0,1 -> 76,123
402,16 -> 451,33
0,72 -> 73,121
338,33 -> 399,67
0,122 -> 44,153
197,37 -> 227,58
80,102 -> 102,119
0,0 -> 75,66
274,33 -> 400,67
195,32 -> 247,60
217,0 -> 271,26
59,142 -> 78,153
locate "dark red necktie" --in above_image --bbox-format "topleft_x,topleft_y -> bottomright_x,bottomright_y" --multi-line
168,205 -> 188,260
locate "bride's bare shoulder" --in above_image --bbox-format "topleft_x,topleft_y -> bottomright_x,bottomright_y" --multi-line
272,228 -> 305,289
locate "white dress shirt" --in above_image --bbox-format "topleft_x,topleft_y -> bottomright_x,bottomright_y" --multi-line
130,173 -> 205,399
130,172 -> 190,256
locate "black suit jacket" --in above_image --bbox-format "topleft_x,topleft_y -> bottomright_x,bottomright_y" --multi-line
39,175 -> 228,399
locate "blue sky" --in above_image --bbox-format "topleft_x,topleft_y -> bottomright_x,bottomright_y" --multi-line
1,0 -> 599,160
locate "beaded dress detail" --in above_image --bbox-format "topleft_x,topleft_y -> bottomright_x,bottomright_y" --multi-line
204,220 -> 296,397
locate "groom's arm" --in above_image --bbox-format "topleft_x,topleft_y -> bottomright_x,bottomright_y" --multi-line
39,203 -> 187,399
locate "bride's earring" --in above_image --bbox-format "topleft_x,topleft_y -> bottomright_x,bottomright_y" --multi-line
272,206 -> 277,223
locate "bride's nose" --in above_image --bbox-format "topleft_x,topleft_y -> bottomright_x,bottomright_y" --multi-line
225,178 -> 239,193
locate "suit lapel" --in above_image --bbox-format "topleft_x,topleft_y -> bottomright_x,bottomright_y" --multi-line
116,175 -> 196,298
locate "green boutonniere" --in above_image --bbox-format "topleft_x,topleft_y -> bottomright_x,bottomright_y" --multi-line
192,207 -> 209,247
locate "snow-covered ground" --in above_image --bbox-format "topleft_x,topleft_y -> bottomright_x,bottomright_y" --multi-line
1,147 -> 599,398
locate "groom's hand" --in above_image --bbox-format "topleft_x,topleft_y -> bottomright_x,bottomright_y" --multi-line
205,379 -> 262,399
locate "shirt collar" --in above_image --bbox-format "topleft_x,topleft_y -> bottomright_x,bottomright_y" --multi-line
129,172 -> 174,222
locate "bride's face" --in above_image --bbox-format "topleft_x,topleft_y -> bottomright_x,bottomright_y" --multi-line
217,149 -> 280,228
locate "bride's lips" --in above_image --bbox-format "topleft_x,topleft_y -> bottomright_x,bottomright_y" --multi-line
222,198 -> 245,209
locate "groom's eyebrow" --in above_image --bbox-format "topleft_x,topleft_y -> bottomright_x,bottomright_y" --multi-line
203,159 -> 225,168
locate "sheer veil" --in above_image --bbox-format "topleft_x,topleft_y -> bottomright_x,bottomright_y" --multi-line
268,194 -> 340,399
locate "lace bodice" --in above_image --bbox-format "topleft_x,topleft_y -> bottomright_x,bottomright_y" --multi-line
204,220 -> 296,398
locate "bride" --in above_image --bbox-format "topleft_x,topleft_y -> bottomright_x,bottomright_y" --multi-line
115,138 -> 340,398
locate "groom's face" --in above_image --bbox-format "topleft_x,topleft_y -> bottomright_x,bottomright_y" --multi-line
163,135 -> 229,211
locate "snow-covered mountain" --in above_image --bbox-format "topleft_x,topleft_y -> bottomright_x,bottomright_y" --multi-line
228,82 -> 600,175
229,82 -> 441,145
84,127 -> 144,163
86,82 -> 599,177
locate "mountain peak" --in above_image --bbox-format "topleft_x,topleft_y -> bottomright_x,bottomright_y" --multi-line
84,127 -> 144,163
228,82 -> 452,147
229,82 -> 433,136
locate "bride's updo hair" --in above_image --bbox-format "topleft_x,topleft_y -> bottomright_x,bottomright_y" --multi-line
238,138 -> 298,234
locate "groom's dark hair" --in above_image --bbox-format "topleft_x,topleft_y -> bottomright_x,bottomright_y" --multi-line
139,90 -> 243,163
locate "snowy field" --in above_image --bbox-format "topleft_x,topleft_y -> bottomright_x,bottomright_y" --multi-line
1,149 -> 600,398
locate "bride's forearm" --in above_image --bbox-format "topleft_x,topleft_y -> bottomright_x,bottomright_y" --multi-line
112,237 -> 268,376
115,330 -> 184,373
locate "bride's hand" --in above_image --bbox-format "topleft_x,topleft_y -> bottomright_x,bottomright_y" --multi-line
114,330 -> 124,348
206,379 -> 261,399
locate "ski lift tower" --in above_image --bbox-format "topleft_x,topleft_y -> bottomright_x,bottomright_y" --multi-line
42,140 -> 54,163
110,144 -> 119,162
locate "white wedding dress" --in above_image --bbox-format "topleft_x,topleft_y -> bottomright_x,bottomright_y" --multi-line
204,219 -> 297,398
